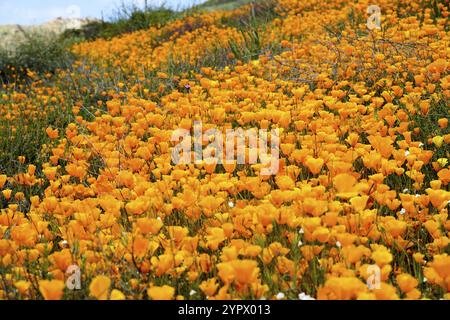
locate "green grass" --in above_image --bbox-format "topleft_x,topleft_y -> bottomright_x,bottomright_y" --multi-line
62,6 -> 178,41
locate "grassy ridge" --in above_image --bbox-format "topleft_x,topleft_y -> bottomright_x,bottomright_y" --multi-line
0,0 -> 449,301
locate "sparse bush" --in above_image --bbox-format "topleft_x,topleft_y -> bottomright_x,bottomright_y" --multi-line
62,5 -> 178,41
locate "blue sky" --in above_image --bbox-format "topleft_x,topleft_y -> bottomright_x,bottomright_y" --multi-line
0,0 -> 206,25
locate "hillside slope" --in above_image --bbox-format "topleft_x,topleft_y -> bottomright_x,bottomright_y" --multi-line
0,0 -> 247,52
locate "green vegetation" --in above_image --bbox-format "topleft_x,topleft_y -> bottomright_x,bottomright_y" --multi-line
63,5 -> 178,41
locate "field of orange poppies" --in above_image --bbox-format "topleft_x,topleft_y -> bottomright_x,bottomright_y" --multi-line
0,0 -> 449,300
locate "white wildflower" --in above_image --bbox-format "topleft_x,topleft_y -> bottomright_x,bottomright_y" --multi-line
276,292 -> 285,300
